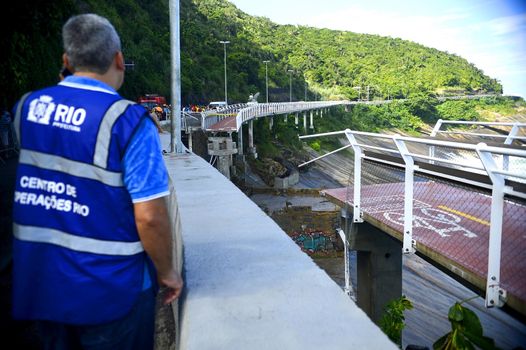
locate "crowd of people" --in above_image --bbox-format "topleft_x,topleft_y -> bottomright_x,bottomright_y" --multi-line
182,104 -> 207,113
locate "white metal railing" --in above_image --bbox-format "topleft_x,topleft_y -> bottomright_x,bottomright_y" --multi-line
430,119 -> 526,171
436,93 -> 502,101
192,95 -> 505,132
430,120 -> 526,144
201,103 -> 247,130
299,129 -> 526,310
234,101 -> 344,132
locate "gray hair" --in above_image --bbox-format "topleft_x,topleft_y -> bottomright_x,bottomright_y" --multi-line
62,14 -> 121,74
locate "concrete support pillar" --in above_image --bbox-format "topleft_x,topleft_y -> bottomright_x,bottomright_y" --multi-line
284,114 -> 288,122
248,120 -> 254,149
269,117 -> 274,130
188,128 -> 193,152
303,112 -> 307,132
321,109 -> 324,118
218,156 -> 230,178
295,113 -> 299,125
341,211 -> 402,325
248,120 -> 257,158
310,111 -> 314,129
237,126 -> 243,155
208,136 -> 238,179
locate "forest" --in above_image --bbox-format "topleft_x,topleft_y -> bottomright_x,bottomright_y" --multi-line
3,0 -> 524,158
2,0 -> 506,109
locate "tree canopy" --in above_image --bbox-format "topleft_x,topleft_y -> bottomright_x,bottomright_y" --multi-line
2,0 -> 503,110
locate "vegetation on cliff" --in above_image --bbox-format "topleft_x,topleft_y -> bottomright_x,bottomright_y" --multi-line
3,0 -> 505,109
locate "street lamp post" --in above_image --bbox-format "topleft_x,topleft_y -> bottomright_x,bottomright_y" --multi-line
169,0 -> 182,153
288,69 -> 294,102
263,60 -> 270,103
219,40 -> 230,105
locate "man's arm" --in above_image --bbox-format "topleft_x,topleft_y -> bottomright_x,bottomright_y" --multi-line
134,197 -> 183,304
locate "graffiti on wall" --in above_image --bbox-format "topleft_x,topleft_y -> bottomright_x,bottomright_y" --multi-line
290,229 -> 337,255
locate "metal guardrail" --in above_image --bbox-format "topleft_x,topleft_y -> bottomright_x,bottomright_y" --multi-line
429,120 -> 526,171
192,95 -> 504,132
436,94 -> 502,101
235,101 -> 344,132
201,103 -> 247,130
430,119 -> 526,144
299,129 -> 526,310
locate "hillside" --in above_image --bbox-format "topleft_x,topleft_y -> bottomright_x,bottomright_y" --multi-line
187,0 -> 502,103
2,0 -> 503,109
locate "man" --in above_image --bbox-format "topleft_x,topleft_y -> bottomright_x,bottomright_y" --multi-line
11,13 -> 183,349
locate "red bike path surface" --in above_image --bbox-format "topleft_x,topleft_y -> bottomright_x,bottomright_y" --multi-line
206,116 -> 237,132
322,181 -> 526,316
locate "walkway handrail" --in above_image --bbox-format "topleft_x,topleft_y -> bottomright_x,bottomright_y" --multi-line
430,119 -> 526,143
201,103 -> 248,130
299,128 -> 526,310
235,101 -> 344,131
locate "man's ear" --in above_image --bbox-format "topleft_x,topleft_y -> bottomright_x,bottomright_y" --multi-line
62,53 -> 73,71
115,51 -> 125,71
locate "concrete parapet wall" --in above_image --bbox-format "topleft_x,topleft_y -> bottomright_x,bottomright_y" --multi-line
273,168 -> 299,189
160,134 -> 396,350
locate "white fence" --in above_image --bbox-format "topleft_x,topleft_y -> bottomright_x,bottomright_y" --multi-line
299,129 -> 526,310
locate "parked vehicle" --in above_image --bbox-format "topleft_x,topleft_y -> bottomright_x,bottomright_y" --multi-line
138,94 -> 167,111
207,101 -> 227,110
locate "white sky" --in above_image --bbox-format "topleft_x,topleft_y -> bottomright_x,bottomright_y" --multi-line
228,0 -> 526,98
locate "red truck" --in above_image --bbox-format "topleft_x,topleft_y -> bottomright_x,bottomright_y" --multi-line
137,94 -> 167,111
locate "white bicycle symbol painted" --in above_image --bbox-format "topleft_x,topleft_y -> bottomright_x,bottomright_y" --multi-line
383,208 -> 477,238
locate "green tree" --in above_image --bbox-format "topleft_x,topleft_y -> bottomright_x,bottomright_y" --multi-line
434,298 -> 498,350
379,296 -> 413,348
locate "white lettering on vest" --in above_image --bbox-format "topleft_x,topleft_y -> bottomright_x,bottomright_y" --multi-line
51,104 -> 87,132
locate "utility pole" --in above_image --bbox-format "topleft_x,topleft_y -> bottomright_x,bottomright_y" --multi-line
169,0 -> 182,153
219,40 -> 230,105
263,60 -> 270,103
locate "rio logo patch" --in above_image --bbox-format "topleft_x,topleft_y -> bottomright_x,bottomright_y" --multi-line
28,95 -> 87,132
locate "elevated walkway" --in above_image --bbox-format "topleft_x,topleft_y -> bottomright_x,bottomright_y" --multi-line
159,134 -> 396,349
300,128 -> 526,317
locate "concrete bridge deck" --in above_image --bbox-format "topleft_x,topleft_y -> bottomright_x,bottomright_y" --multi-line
322,181 -> 526,316
160,133 -> 396,349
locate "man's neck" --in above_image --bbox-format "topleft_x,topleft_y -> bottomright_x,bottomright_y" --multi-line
74,72 -> 117,90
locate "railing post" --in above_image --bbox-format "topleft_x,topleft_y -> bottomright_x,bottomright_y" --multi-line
503,123 -> 519,171
429,119 -> 443,163
344,130 -> 364,223
476,143 -> 507,308
393,136 -> 416,254
338,228 -> 353,298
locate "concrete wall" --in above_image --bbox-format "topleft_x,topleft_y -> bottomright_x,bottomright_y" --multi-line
160,134 -> 397,350
274,168 -> 299,189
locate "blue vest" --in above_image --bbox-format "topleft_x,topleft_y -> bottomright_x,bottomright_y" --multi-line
12,84 -> 150,325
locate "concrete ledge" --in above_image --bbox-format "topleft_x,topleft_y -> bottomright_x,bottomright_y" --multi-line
161,137 -> 396,349
274,168 -> 300,189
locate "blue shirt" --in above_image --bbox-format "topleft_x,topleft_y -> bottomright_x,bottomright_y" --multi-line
59,76 -> 170,203
60,76 -> 169,290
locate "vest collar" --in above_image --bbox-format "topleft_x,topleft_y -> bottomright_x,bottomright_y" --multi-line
59,76 -> 118,95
